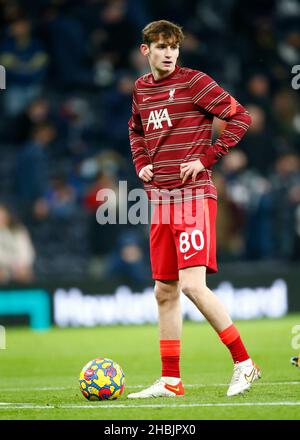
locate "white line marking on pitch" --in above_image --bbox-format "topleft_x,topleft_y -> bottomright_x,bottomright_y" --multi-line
1,381 -> 299,392
1,387 -> 68,391
0,402 -> 300,410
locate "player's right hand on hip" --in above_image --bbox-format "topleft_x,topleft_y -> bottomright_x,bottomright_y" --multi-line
138,164 -> 153,182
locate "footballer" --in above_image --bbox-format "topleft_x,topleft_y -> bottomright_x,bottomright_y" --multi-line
128,20 -> 261,398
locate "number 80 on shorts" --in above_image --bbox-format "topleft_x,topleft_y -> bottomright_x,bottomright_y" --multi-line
179,230 -> 204,254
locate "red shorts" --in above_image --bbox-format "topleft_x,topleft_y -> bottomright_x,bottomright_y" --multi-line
150,198 -> 217,280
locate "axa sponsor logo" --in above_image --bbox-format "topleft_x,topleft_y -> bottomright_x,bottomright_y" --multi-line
146,108 -> 173,131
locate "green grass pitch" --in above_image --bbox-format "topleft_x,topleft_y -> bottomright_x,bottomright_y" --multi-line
0,315 -> 300,420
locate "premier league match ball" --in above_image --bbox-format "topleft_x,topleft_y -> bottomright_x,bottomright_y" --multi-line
79,358 -> 125,400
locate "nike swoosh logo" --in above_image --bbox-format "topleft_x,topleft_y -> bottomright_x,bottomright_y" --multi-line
165,384 -> 180,393
143,97 -> 151,102
244,367 -> 256,383
183,252 -> 198,260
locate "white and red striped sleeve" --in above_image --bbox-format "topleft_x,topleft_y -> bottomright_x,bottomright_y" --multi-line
189,71 -> 252,168
128,87 -> 151,176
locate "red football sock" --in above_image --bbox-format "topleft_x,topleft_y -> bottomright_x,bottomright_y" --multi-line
218,324 -> 250,363
160,339 -> 181,378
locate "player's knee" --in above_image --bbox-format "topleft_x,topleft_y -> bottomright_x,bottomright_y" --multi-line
181,281 -> 206,302
154,282 -> 179,306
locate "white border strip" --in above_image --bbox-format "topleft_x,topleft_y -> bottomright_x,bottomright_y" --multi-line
0,402 -> 300,410
1,381 -> 299,392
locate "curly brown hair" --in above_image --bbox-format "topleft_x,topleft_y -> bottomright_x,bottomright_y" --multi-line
142,20 -> 184,46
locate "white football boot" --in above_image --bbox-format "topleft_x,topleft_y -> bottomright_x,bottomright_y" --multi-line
127,377 -> 184,399
227,359 -> 261,397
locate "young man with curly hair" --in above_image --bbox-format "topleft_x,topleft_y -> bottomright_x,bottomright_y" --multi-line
128,20 -> 261,398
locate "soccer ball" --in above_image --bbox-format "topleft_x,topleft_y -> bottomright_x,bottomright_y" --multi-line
79,357 -> 125,401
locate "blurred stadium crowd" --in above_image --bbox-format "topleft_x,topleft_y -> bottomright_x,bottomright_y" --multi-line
0,0 -> 300,284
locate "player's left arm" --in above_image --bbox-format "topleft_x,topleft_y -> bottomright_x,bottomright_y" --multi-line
190,72 -> 252,169
181,72 -> 252,183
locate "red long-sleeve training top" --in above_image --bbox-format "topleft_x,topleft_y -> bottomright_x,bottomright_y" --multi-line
128,65 -> 251,203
